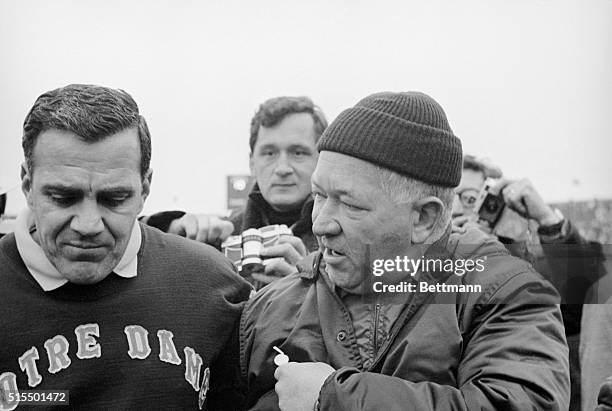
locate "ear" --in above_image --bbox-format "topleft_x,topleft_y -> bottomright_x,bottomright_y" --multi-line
141,168 -> 153,202
410,196 -> 445,244
20,163 -> 34,208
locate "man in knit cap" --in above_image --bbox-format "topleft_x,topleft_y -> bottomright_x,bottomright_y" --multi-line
239,91 -> 570,410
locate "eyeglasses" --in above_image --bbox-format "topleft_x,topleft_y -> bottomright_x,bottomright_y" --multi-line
455,188 -> 479,209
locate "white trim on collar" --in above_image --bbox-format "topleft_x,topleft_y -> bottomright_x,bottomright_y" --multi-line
14,208 -> 141,291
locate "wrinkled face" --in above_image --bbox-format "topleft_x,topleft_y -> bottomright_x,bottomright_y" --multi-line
452,169 -> 485,217
311,152 -> 418,295
250,113 -> 318,212
22,128 -> 151,284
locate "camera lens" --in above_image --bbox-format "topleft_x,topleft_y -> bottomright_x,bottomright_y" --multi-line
485,197 -> 499,213
241,228 -> 264,275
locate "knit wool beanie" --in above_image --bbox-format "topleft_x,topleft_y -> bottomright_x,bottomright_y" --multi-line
317,91 -> 462,188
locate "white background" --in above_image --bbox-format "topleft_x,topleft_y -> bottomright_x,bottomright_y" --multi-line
1,0 -> 610,216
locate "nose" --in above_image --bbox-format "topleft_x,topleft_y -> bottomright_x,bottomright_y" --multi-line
70,200 -> 105,236
451,194 -> 465,218
273,152 -> 294,177
312,200 -> 341,238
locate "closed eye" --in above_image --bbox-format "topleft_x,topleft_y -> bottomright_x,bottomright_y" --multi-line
98,193 -> 132,207
343,202 -> 364,211
50,194 -> 79,207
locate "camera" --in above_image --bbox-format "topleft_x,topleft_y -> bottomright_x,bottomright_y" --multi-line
221,224 -> 293,276
475,184 -> 506,228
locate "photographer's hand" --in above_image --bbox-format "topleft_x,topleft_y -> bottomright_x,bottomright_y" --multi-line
168,213 -> 234,244
251,235 -> 307,284
494,178 -> 561,226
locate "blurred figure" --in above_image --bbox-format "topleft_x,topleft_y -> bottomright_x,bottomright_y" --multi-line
145,96 -> 327,285
451,154 -> 496,221
0,190 -> 6,240
0,183 -> 18,239
581,253 -> 612,411
453,154 -> 607,410
452,154 -> 599,299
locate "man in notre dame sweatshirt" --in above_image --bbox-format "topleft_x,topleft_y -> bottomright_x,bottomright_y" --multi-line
0,84 -> 251,410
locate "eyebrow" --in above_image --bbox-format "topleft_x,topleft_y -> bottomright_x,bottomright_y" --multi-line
311,180 -> 355,198
287,144 -> 313,151
256,144 -> 277,151
41,184 -> 135,194
455,186 -> 481,193
257,143 -> 313,151
41,184 -> 81,193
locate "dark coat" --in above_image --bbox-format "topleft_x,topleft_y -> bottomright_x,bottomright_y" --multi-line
229,186 -> 318,253
240,228 -> 570,411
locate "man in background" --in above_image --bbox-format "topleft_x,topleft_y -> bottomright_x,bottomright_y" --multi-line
452,154 -> 606,410
146,96 -> 327,284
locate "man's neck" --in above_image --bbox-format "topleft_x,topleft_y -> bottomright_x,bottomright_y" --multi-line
265,204 -> 303,227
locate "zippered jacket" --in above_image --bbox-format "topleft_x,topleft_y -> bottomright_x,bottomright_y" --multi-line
239,228 -> 570,410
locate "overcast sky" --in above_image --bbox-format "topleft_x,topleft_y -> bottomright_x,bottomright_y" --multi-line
1,0 -> 610,215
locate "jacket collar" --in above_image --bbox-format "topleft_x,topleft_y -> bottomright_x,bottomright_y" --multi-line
297,252 -> 321,281
241,183 -> 314,235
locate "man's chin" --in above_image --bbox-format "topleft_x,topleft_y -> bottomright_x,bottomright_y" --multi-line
326,267 -> 365,295
55,260 -> 115,285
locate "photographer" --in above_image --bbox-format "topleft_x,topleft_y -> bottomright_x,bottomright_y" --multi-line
452,155 -> 533,262
452,154 -> 606,410
143,96 -> 327,286
452,155 -> 598,298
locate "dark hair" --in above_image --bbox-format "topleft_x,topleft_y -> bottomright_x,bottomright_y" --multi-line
249,96 -> 327,152
22,84 -> 151,177
462,154 -> 486,175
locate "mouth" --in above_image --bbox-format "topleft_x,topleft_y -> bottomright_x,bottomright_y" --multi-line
326,247 -> 343,257
63,243 -> 108,261
323,246 -> 346,264
66,242 -> 105,250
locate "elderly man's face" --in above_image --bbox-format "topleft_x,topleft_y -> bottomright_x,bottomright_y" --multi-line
311,151 -> 417,294
22,128 -> 151,284
250,113 -> 318,212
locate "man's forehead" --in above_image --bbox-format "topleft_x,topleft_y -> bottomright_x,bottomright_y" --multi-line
458,169 -> 486,190
32,128 -> 141,172
36,167 -> 141,192
312,151 -> 380,188
256,113 -> 316,147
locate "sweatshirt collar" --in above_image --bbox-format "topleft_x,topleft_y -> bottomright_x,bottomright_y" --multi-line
14,208 -> 141,291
